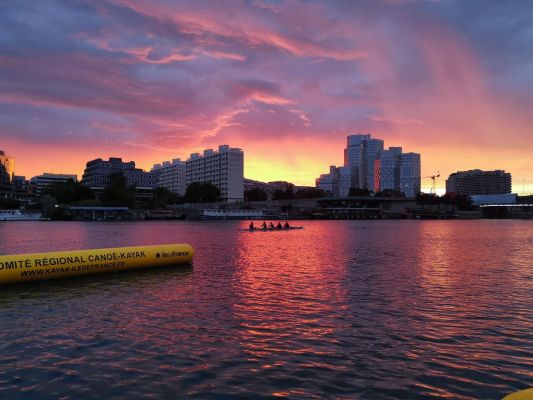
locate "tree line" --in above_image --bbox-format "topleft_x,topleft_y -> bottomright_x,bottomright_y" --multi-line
244,184 -> 325,202
38,173 -> 223,208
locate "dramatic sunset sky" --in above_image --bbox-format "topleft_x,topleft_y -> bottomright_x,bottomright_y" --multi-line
1,0 -> 532,192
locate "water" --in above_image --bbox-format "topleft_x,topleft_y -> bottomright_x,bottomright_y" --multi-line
0,220 -> 531,399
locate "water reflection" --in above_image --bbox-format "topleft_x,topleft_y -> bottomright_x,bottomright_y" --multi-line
0,220 -> 531,399
230,222 -> 353,397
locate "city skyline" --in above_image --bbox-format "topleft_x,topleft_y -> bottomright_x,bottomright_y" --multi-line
1,1 -> 533,192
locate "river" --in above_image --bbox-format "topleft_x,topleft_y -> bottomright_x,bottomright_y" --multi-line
0,220 -> 531,399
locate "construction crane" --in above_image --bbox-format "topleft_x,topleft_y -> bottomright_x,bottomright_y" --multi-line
422,171 -> 440,194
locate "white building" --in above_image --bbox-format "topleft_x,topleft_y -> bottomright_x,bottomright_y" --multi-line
400,153 -> 421,198
151,158 -> 186,195
185,145 -> 244,202
30,173 -> 78,195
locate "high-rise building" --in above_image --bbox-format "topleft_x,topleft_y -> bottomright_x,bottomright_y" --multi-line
151,158 -> 186,195
30,173 -> 78,196
319,134 -> 421,198
400,153 -> 421,198
374,147 -> 402,192
0,150 -> 15,197
446,170 -> 511,195
344,134 -> 369,189
82,158 -> 157,188
366,138 -> 384,192
343,134 -> 383,190
375,147 -> 420,197
185,145 -> 244,202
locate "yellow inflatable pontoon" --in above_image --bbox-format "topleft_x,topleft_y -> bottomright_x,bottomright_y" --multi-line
503,388 -> 533,400
0,244 -> 193,284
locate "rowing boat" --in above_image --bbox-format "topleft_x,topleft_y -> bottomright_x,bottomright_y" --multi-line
242,226 -> 304,231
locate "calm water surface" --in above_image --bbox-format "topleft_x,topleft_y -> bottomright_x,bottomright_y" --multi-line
0,220 -> 531,399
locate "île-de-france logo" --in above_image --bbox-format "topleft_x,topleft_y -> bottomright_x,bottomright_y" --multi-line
156,251 -> 189,258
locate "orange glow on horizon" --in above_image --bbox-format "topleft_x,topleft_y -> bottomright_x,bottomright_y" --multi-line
4,135 -> 533,194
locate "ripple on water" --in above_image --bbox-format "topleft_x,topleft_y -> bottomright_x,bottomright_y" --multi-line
0,220 -> 532,399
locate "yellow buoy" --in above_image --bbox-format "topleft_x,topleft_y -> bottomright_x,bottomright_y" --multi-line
0,244 -> 193,284
503,389 -> 533,400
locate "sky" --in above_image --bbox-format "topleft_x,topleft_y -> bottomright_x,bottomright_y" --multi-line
1,0 -> 532,193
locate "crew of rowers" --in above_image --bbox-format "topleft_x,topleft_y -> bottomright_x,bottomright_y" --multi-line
249,221 -> 290,230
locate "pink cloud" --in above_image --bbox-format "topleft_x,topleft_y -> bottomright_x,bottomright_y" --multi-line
1,0 -> 532,191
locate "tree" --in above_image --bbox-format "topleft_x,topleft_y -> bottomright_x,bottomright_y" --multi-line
349,187 -> 371,196
453,194 -> 473,211
43,179 -> 94,204
0,197 -> 21,210
272,184 -> 295,200
101,173 -> 136,207
40,195 -> 57,218
149,187 -> 178,209
245,188 -> 267,202
416,192 -> 439,206
376,189 -> 403,197
185,182 -> 220,203
295,187 -> 326,199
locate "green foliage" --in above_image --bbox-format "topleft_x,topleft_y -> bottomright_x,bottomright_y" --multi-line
417,192 -> 474,211
43,179 -> 94,205
295,187 -> 326,199
272,184 -> 295,200
101,173 -> 136,207
50,206 -> 72,221
375,189 -> 403,197
0,197 -> 21,210
244,188 -> 267,202
452,194 -> 473,211
40,195 -> 57,218
185,182 -> 220,203
416,192 -> 439,206
145,187 -> 179,209
349,187 -> 372,196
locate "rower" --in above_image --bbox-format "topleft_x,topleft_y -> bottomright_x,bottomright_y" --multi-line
261,221 -> 267,229
249,221 -> 254,230
276,222 -> 283,229
284,221 -> 290,229
269,222 -> 275,229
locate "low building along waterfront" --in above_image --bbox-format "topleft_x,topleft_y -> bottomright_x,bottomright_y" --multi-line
446,169 -> 512,195
82,157 -> 158,189
30,173 -> 77,195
